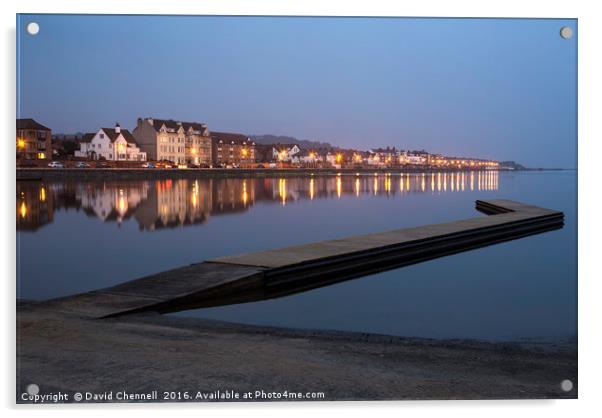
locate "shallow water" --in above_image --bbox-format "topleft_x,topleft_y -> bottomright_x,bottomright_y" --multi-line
16,170 -> 576,341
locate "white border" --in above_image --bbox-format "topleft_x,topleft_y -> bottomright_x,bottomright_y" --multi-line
2,1 -> 600,417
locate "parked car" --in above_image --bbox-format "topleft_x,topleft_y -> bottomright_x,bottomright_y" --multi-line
75,162 -> 90,168
96,161 -> 110,168
157,161 -> 173,169
141,162 -> 156,168
47,161 -> 65,168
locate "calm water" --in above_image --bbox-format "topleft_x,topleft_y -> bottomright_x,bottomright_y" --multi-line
16,171 -> 577,341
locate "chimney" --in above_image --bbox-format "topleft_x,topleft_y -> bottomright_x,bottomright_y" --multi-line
115,122 -> 121,134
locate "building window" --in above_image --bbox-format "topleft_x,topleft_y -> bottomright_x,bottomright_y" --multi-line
100,134 -> 104,139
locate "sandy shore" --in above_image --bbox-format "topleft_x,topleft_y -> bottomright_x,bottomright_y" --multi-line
16,300 -> 577,403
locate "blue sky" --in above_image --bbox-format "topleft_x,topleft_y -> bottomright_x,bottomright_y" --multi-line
17,15 -> 576,167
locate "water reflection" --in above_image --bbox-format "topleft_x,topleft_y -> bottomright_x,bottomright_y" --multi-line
16,171 -> 499,231
17,182 -> 54,231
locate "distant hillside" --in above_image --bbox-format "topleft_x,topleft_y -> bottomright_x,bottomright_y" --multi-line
250,134 -> 334,150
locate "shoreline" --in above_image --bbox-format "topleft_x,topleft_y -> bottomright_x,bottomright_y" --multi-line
170,312 -> 577,353
16,167 -> 569,181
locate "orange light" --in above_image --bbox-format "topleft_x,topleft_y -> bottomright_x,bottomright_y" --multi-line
17,139 -> 26,149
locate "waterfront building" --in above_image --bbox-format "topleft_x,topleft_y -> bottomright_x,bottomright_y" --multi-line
366,153 -> 383,166
323,150 -> 342,167
75,123 -> 147,161
401,152 -> 428,165
272,144 -> 301,162
297,149 -> 322,165
369,147 -> 398,166
337,149 -> 368,167
211,132 -> 256,167
132,118 -> 212,165
16,118 -> 52,160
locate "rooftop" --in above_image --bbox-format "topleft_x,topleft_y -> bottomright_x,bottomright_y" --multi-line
17,118 -> 51,131
211,131 -> 253,145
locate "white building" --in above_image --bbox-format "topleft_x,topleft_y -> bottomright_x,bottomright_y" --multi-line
324,152 -> 338,167
406,155 -> 427,165
366,152 -> 383,166
298,149 -> 322,164
400,152 -> 427,165
75,123 -> 147,161
272,144 -> 301,162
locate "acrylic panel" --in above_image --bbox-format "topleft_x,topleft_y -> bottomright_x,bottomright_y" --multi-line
16,14 -> 577,403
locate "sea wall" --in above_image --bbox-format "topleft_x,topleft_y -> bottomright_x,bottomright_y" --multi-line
16,167 -> 510,181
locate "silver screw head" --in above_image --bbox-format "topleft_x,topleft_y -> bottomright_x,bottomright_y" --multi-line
560,26 -> 573,39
